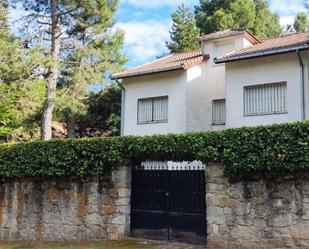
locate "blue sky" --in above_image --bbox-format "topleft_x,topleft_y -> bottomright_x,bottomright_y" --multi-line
115,0 -> 308,69
9,0 -> 309,70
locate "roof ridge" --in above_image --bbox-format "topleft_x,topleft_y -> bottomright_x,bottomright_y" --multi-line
215,30 -> 309,63
199,28 -> 260,43
202,28 -> 246,36
171,49 -> 202,55
262,31 -> 309,41
112,50 -> 206,79
113,50 -> 202,76
113,53 -> 175,76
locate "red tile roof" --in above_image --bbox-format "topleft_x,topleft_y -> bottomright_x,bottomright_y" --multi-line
111,50 -> 208,80
112,30 -> 309,79
200,28 -> 260,44
215,31 -> 309,63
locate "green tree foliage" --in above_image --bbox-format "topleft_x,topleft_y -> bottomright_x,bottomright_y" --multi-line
166,4 -> 200,53
55,0 -> 126,137
78,83 -> 122,136
0,1 -> 48,142
229,0 -> 256,30
15,0 -> 126,139
195,0 -> 282,38
253,0 -> 282,38
203,9 -> 233,34
294,12 -> 308,32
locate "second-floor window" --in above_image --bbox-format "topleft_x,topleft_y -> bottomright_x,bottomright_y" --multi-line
244,82 -> 287,116
137,96 -> 168,124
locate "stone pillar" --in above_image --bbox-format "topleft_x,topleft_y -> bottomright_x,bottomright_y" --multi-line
106,166 -> 131,240
206,163 -> 231,248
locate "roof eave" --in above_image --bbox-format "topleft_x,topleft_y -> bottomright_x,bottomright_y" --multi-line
111,66 -> 184,80
214,44 -> 309,64
111,53 -> 208,80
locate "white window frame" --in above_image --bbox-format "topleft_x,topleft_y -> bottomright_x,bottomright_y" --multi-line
212,99 -> 226,125
137,96 -> 168,124
243,82 -> 288,117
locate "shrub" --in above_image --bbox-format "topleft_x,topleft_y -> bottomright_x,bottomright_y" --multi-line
0,121 -> 308,181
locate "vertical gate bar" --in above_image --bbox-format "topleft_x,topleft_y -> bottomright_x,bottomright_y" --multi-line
166,170 -> 170,241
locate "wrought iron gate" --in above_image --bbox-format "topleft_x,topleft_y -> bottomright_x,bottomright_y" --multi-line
130,161 -> 207,244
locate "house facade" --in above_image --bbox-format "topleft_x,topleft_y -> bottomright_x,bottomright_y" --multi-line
112,29 -> 309,136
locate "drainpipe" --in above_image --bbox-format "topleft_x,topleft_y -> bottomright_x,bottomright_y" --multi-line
116,79 -> 125,136
297,50 -> 305,121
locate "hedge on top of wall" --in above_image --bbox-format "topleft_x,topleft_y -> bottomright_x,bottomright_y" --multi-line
0,121 -> 308,181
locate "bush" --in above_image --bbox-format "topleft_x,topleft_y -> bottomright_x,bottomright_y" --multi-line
0,121 -> 308,180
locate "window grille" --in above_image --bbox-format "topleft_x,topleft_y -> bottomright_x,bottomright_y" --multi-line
138,96 -> 168,124
244,82 -> 287,116
212,99 -> 226,125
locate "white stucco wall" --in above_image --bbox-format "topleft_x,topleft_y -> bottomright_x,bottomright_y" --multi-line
186,62 -> 226,131
122,70 -> 187,135
186,36 -> 254,132
225,52 -> 308,128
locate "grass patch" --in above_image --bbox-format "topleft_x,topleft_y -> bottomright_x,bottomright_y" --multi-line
0,240 -> 157,249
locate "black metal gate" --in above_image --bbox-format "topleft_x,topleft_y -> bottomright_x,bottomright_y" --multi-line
130,162 -> 206,244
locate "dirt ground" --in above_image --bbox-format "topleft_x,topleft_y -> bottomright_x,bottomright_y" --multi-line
0,240 -> 206,249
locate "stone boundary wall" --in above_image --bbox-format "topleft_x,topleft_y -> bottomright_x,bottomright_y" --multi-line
1,162 -> 309,248
0,166 -> 131,241
206,163 -> 309,249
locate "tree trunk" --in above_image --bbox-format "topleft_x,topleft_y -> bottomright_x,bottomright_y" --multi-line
67,114 -> 76,138
41,0 -> 61,141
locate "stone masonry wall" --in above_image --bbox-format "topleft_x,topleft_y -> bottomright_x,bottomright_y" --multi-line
0,166 -> 131,241
206,163 -> 309,249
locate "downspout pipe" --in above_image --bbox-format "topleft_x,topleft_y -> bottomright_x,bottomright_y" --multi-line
116,79 -> 125,136
297,50 -> 305,121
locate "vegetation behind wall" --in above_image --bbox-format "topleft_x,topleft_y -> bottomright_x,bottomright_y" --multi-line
0,121 -> 308,181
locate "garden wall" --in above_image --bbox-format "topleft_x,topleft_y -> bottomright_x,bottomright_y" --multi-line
0,162 -> 308,248
207,163 -> 309,249
0,166 -> 131,241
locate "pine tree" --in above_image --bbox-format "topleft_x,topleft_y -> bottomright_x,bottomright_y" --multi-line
229,0 -> 256,30
166,4 -> 200,53
56,1 -> 126,138
253,0 -> 282,38
15,0 -> 126,140
0,0 -> 9,36
0,1 -> 47,141
294,12 -> 308,32
195,0 -> 282,38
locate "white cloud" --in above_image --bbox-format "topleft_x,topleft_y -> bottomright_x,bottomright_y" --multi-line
280,15 -> 295,26
121,0 -> 197,8
116,20 -> 171,66
270,0 -> 307,16
270,0 -> 308,28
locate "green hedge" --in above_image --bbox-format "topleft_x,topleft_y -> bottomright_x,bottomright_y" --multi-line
0,121 -> 308,181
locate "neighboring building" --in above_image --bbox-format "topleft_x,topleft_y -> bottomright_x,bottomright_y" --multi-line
112,29 -> 309,136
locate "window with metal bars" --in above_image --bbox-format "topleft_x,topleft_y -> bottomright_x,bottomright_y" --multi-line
137,96 -> 168,124
244,82 -> 287,116
212,99 -> 226,125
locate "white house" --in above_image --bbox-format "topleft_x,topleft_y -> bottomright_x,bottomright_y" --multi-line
112,29 -> 309,136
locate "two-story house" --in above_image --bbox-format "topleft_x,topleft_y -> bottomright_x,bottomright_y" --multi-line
112,29 -> 309,136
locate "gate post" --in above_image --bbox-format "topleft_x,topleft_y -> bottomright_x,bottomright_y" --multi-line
107,166 -> 131,240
